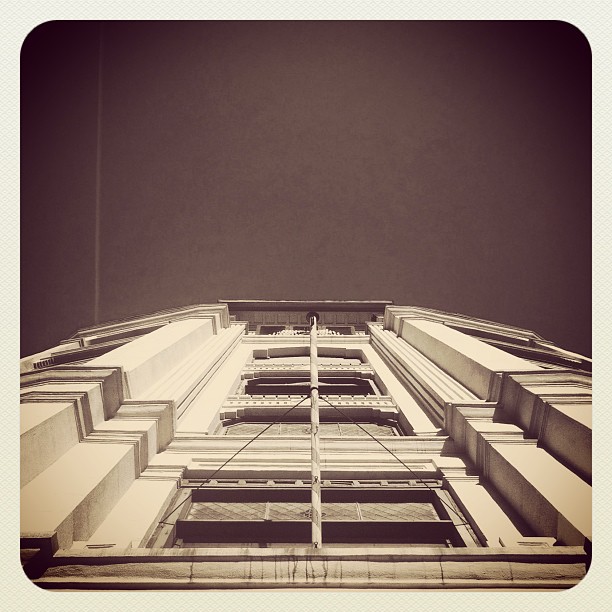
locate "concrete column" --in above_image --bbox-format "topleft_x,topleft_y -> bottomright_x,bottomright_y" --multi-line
75,471 -> 181,550
498,371 -> 592,482
88,418 -> 159,471
488,442 -> 591,545
89,318 -> 216,399
21,442 -> 138,549
393,318 -> 540,400
21,401 -> 80,487
20,380 -> 106,435
441,471 -> 524,547
368,324 -> 477,424
361,344 -> 440,435
178,340 -> 251,433
143,324 -> 246,418
445,403 -> 591,546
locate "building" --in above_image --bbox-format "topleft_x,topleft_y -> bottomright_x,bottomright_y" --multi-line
20,300 -> 591,589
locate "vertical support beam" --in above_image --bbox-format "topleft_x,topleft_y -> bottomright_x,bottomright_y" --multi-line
308,312 -> 322,548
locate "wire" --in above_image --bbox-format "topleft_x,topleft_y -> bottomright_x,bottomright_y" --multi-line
158,394 -> 310,525
158,392 -> 471,530
317,393 -> 471,527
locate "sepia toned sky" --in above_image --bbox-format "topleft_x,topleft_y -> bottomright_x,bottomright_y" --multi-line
21,20 -> 591,357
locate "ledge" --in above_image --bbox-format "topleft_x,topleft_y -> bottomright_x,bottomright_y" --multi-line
33,545 -> 587,590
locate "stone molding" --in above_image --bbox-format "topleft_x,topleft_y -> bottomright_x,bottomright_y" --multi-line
383,306 -> 590,370
369,325 -> 475,425
20,366 -> 125,425
68,304 -> 231,344
139,325 -> 245,419
21,304 -> 233,374
169,433 -> 451,454
34,546 -> 587,589
219,394 -> 397,421
241,363 -> 374,378
384,306 -> 546,341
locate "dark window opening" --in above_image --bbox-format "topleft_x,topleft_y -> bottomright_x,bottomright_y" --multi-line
258,325 -> 286,335
244,376 -> 375,396
251,353 -> 364,365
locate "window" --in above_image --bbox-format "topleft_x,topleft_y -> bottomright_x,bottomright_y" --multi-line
243,375 -> 376,396
257,325 -> 355,335
149,480 -> 478,549
251,351 -> 364,365
222,421 -> 400,437
258,325 -> 286,335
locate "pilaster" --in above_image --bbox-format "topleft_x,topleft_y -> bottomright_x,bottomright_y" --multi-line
20,367 -> 125,486
439,467 -> 524,547
444,402 -> 591,546
21,402 -> 80,487
392,317 -> 539,400
21,442 -> 138,549
73,467 -> 184,550
177,328 -> 251,432
89,318 -> 218,399
361,343 -> 440,435
368,324 -> 476,425
495,370 -> 592,482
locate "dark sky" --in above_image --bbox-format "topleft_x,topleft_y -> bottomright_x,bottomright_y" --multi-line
21,20 -> 591,357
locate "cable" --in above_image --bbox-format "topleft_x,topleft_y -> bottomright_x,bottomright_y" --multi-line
158,392 -> 470,529
158,394 -> 310,525
317,393 -> 471,527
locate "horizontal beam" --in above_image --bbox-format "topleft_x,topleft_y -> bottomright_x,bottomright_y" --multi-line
176,520 -> 457,544
191,487 -> 438,502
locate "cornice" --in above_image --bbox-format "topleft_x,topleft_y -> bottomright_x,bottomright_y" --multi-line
220,299 -> 393,312
383,306 -> 591,368
67,304 -> 231,345
384,306 -> 546,341
502,369 -> 592,389
241,334 -> 369,344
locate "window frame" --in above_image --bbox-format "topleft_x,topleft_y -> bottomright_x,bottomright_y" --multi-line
219,420 -> 401,437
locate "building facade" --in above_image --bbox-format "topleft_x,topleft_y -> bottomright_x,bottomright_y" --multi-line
20,300 -> 591,589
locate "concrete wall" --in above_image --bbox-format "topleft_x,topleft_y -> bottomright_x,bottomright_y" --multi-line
20,304 -> 591,589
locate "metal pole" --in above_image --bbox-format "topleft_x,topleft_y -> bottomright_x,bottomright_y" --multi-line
308,312 -> 322,548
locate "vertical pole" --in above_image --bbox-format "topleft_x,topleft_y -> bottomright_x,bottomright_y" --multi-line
309,313 -> 322,548
94,22 -> 104,324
